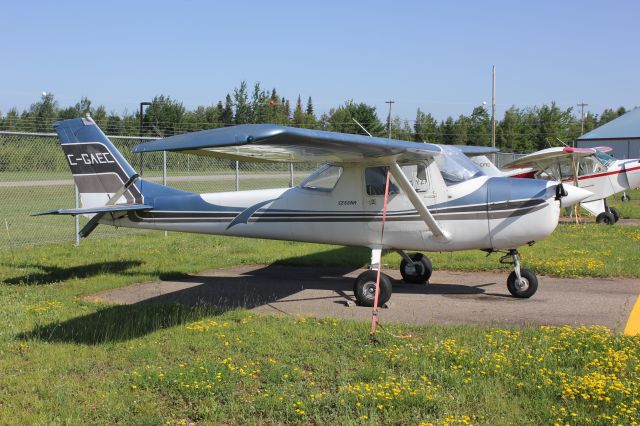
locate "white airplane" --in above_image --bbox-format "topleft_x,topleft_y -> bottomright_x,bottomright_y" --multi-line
500,147 -> 640,224
36,117 -> 592,306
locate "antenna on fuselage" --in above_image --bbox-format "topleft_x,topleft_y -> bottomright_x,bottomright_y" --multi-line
352,118 -> 373,137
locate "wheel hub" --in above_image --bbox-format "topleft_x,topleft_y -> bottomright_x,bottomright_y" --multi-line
516,277 -> 529,291
403,262 -> 423,277
364,281 -> 377,296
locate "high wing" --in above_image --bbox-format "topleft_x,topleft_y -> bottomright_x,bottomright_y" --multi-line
132,124 -> 443,163
503,146 -> 612,170
134,124 -> 459,241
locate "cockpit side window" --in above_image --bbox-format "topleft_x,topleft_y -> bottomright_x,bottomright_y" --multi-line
300,164 -> 343,191
578,157 -> 605,176
365,167 -> 399,196
398,163 -> 430,192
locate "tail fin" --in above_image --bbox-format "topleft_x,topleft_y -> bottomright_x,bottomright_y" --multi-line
470,155 -> 504,177
54,117 -> 143,208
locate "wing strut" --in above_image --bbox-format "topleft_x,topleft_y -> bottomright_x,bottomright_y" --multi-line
388,162 -> 451,242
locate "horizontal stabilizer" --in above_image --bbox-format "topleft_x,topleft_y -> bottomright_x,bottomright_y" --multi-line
32,204 -> 153,216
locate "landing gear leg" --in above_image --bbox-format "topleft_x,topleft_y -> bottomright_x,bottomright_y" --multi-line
353,247 -> 392,307
604,199 -> 620,223
397,250 -> 432,284
500,249 -> 538,298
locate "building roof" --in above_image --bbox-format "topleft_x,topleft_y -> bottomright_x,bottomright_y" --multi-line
577,107 -> 640,141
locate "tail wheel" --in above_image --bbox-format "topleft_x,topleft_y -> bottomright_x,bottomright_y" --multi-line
353,270 -> 393,307
507,269 -> 538,298
400,253 -> 432,284
596,212 -> 616,225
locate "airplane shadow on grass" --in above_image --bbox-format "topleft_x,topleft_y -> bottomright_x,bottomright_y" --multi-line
19,247 -> 506,345
3,260 -> 143,285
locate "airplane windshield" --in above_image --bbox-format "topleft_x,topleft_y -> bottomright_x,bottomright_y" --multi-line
594,150 -> 615,167
435,146 -> 485,186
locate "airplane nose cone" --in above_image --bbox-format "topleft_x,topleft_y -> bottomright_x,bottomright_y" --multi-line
559,183 -> 593,207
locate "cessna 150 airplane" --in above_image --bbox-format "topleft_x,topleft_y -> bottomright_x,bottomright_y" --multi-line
36,117 -> 592,306
497,147 -> 640,224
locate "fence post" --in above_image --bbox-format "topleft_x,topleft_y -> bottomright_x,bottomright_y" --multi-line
289,163 -> 294,188
163,151 -> 167,237
74,184 -> 80,246
235,161 -> 240,191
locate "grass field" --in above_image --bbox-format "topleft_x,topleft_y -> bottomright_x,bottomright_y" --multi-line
1,226 -> 639,424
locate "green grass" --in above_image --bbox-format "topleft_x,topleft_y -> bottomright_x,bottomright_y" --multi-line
608,188 -> 640,219
0,230 -> 639,424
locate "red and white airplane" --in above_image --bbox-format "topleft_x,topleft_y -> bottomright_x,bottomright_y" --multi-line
497,147 -> 640,224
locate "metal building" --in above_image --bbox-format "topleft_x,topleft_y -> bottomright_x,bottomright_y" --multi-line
576,107 -> 640,159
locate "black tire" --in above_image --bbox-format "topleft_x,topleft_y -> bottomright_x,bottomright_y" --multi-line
609,207 -> 620,222
507,269 -> 538,298
400,253 -> 433,284
353,270 -> 393,307
621,194 -> 631,202
596,212 -> 616,225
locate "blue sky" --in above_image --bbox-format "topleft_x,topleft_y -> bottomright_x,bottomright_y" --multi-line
1,0 -> 639,121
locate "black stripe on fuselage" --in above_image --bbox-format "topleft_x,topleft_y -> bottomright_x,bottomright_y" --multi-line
125,199 -> 547,225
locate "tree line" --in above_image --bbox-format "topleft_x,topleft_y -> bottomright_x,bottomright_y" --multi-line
0,81 -> 631,153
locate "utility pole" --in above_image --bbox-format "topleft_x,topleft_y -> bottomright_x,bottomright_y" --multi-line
491,66 -> 496,152
139,101 -> 151,137
577,101 -> 588,136
385,100 -> 395,138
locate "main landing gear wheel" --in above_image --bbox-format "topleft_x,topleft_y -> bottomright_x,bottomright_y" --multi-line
507,269 -> 538,298
596,211 -> 616,225
399,252 -> 432,284
353,270 -> 392,307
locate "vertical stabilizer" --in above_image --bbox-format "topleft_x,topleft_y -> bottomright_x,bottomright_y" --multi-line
54,117 -> 143,208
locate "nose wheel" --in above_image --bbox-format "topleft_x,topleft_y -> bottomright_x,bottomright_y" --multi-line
501,249 -> 538,298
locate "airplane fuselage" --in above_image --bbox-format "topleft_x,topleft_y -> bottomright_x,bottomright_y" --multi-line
104,164 -> 562,252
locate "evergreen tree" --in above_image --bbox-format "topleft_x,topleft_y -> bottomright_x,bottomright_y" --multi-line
293,95 -> 305,126
233,81 -> 251,124
469,105 -> 491,146
29,92 -> 59,132
326,100 -> 384,135
221,95 -> 234,125
440,117 -> 455,145
414,109 -> 438,142
306,97 -> 314,116
144,95 -> 186,136
251,82 -> 271,123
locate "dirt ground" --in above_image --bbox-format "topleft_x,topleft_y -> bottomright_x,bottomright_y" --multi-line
85,265 -> 640,332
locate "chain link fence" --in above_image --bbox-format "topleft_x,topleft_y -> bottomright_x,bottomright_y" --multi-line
0,131 -> 320,247
0,130 -> 523,247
